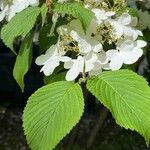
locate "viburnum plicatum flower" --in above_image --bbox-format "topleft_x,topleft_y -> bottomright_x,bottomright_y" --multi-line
35,0 -> 147,82
35,45 -> 71,76
36,19 -> 108,81
92,8 -> 115,25
70,30 -> 103,55
89,51 -> 108,75
106,40 -> 147,70
64,53 -> 98,81
0,0 -> 39,22
108,13 -> 143,40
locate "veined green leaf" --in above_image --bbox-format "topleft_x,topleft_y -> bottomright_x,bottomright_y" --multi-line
87,70 -> 150,144
39,23 -> 58,53
52,2 -> 94,31
1,7 -> 40,53
44,71 -> 66,85
23,81 -> 84,150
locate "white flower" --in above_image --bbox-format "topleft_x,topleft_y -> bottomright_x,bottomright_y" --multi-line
64,52 -> 98,81
58,19 -> 103,55
106,40 -> 147,70
57,19 -> 107,81
35,45 -> 71,76
8,0 -> 39,21
70,30 -> 103,55
92,8 -> 115,25
0,1 -> 9,21
109,13 -> 143,40
0,0 -> 39,22
90,51 -> 108,75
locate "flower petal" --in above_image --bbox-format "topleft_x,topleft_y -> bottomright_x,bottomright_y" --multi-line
40,56 -> 60,76
118,13 -> 132,25
35,55 -> 50,65
92,42 -> 103,53
60,56 -> 71,62
110,56 -> 123,70
136,40 -> 147,48
70,30 -> 92,54
35,45 -> 58,65
0,10 -> 6,21
123,48 -> 143,64
65,62 -> 80,81
112,22 -> 124,38
118,40 -> 134,52
106,49 -> 118,60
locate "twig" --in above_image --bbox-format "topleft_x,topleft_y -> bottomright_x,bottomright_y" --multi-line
46,0 -> 53,6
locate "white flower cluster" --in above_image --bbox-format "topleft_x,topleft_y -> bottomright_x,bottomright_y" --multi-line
0,0 -> 39,22
36,0 -> 147,81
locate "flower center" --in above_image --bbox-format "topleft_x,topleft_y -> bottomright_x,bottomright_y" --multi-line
59,35 -> 80,54
96,22 -> 116,44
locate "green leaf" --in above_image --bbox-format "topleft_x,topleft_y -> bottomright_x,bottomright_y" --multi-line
87,70 -> 150,144
44,71 -> 66,85
13,33 -> 33,92
39,23 -> 58,53
52,2 -> 94,31
44,64 -> 66,85
41,4 -> 48,26
143,29 -> 150,42
39,16 -> 69,53
23,81 -> 84,150
1,7 -> 40,53
128,8 -> 138,17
